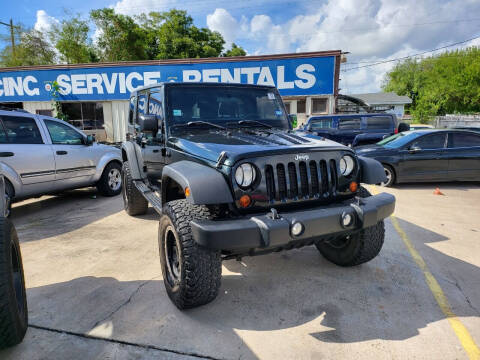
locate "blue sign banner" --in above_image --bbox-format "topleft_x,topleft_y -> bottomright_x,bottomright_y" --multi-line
0,56 -> 335,102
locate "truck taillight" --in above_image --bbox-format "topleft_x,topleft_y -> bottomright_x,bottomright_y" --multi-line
394,128 -> 398,134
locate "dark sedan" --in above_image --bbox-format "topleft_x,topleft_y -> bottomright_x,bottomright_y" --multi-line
355,129 -> 480,186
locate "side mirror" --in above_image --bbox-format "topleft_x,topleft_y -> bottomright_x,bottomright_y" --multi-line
398,122 -> 410,132
408,145 -> 421,153
139,114 -> 158,133
84,135 -> 94,146
288,114 -> 297,129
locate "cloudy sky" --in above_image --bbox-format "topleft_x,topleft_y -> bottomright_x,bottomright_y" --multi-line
2,0 -> 480,93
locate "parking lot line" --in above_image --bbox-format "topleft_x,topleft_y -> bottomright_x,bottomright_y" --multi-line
371,186 -> 480,360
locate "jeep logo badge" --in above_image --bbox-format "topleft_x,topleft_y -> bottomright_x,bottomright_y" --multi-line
295,154 -> 309,161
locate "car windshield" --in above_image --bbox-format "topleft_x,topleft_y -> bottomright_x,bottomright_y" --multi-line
166,85 -> 289,129
377,131 -> 424,148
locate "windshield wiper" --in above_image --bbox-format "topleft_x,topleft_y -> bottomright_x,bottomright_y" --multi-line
236,120 -> 273,129
173,121 -> 227,130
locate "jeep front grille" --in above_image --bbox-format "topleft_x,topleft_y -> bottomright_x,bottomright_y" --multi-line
265,160 -> 337,201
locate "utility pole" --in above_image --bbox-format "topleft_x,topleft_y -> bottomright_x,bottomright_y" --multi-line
0,18 -> 16,59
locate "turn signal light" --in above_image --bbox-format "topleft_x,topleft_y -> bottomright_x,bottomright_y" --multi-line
349,181 -> 358,192
185,187 -> 191,197
239,195 -> 252,208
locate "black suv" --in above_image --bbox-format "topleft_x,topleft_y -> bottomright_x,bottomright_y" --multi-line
121,83 -> 395,309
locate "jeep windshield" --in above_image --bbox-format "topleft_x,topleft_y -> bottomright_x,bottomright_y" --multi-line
166,85 -> 289,130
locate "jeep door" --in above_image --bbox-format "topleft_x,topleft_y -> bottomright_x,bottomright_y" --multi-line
42,119 -> 96,189
446,131 -> 480,181
0,113 -> 56,197
140,90 -> 166,178
397,132 -> 448,181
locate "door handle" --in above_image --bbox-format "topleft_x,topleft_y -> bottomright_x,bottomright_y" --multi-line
56,151 -> 68,155
0,152 -> 14,157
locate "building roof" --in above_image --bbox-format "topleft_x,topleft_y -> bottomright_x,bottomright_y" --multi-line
349,92 -> 412,105
0,50 -> 342,72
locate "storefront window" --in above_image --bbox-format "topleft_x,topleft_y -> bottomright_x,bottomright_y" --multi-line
297,99 -> 306,114
312,98 -> 327,113
61,102 -> 104,131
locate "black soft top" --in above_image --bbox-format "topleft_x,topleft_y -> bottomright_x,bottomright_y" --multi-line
131,82 -> 276,97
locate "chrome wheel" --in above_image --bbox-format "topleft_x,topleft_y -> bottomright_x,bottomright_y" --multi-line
380,166 -> 393,187
108,168 -> 122,191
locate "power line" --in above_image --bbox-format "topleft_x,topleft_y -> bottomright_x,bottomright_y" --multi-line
341,34 -> 480,72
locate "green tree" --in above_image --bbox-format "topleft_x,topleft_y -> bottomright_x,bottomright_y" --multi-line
223,43 -> 246,57
383,47 -> 480,122
137,9 -> 225,59
0,28 -> 56,66
50,15 -> 97,64
90,8 -> 147,62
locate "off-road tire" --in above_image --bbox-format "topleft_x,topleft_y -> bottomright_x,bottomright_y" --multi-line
0,218 -> 28,348
97,162 -> 123,197
159,200 -> 222,309
122,161 -> 148,216
4,180 -> 14,218
316,187 -> 385,266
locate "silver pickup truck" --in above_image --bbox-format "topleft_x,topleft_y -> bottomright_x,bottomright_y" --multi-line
0,108 -> 122,216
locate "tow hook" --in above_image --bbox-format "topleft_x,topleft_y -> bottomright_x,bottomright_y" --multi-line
268,208 -> 281,220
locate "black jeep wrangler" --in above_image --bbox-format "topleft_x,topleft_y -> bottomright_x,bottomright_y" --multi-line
121,83 -> 395,309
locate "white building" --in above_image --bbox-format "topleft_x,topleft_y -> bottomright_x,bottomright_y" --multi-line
349,92 -> 412,119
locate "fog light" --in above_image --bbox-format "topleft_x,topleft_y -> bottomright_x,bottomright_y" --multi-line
291,222 -> 304,236
349,181 -> 358,192
239,195 -> 251,208
341,212 -> 354,227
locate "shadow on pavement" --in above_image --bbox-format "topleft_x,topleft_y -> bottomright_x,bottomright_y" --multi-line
3,217 -> 479,359
10,189 -> 123,243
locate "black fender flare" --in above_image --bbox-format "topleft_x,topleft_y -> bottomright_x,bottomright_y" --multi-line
358,156 -> 388,184
161,161 -> 233,206
121,142 -> 145,180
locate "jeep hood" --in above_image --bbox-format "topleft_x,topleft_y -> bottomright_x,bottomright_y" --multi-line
168,129 -> 349,166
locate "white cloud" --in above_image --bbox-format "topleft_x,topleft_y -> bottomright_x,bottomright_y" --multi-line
207,8 -> 239,46
206,0 -> 480,93
34,10 -> 59,32
112,0 -> 174,15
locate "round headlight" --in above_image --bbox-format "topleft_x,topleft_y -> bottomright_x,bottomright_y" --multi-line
340,155 -> 355,176
235,163 -> 256,188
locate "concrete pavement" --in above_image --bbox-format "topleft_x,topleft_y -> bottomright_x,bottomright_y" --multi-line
1,183 -> 479,359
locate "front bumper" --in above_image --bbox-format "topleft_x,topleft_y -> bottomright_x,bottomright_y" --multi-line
191,193 -> 395,251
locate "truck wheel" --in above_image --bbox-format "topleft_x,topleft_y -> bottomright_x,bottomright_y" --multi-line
159,199 -> 221,309
97,162 -> 123,196
122,162 -> 148,216
0,218 -> 28,349
4,180 -> 14,218
316,187 -> 385,266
